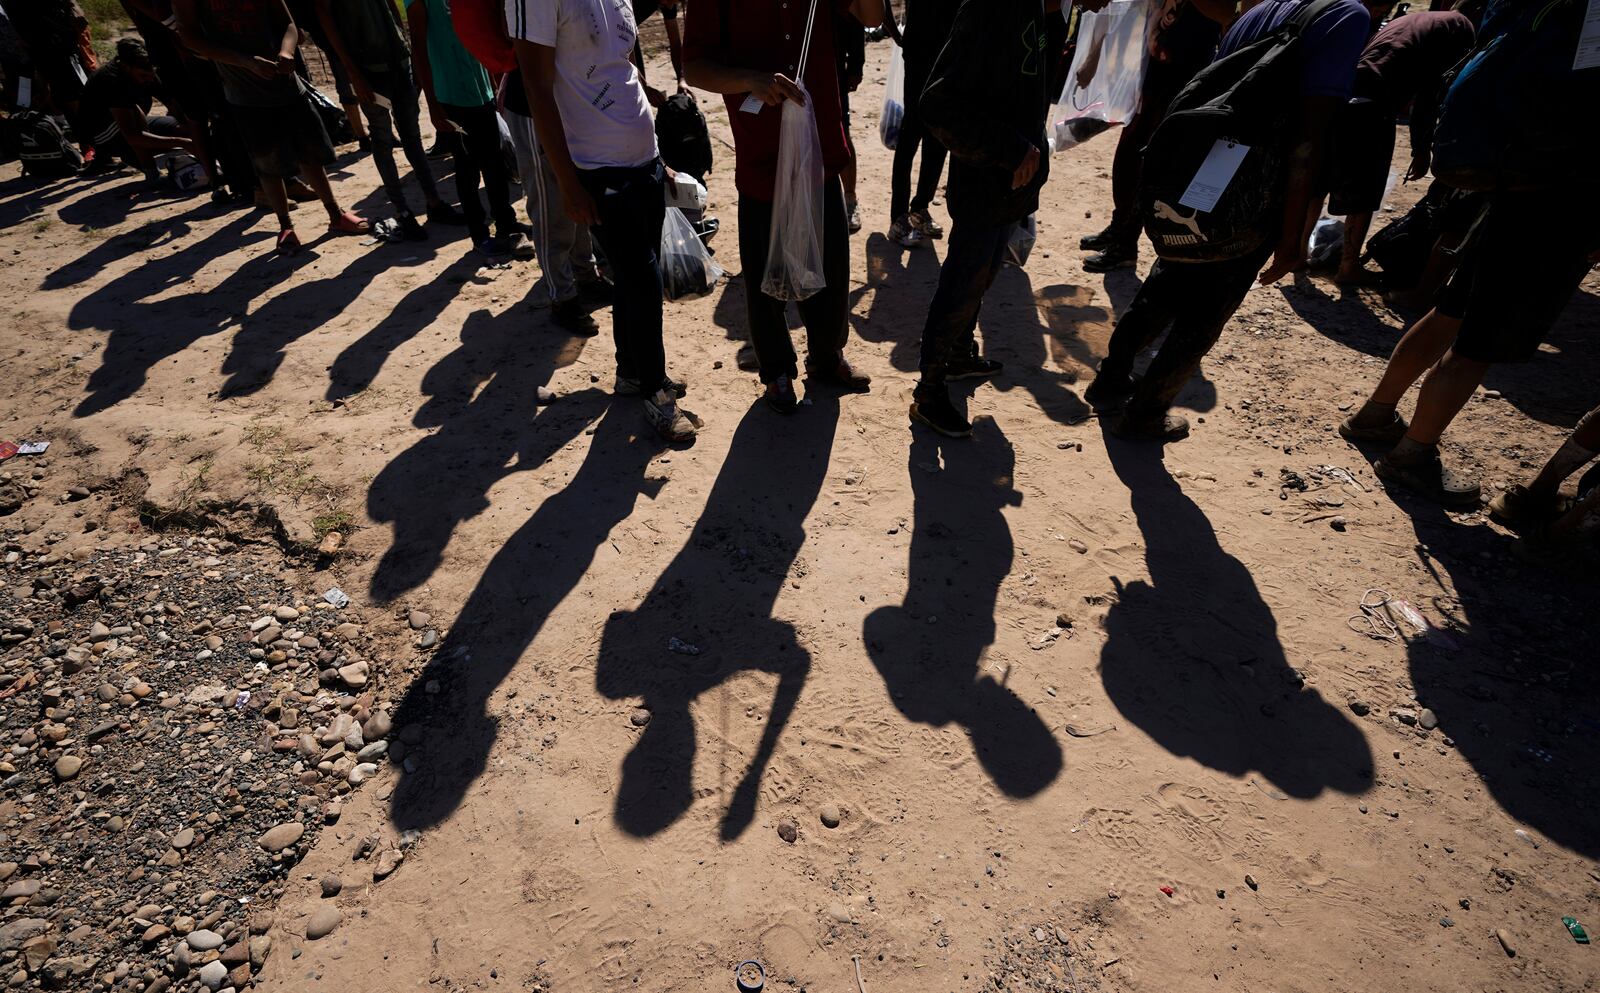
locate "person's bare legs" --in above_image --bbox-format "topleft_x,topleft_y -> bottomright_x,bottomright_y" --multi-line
298,162 -> 366,230
259,176 -> 293,230
1369,308 -> 1463,405
1336,210 -> 1373,283
1528,405 -> 1600,499
1402,350 -> 1489,445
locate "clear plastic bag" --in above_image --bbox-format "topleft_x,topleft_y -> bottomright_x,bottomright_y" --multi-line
760,82 -> 828,302
880,44 -> 905,150
660,205 -> 725,301
1004,214 -> 1037,268
1049,0 -> 1151,153
1306,216 -> 1345,268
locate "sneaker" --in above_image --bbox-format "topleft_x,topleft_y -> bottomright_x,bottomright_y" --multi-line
846,201 -> 863,234
765,375 -> 799,415
550,298 -> 599,336
397,213 -> 428,241
1083,370 -> 1134,411
1339,409 -> 1410,447
909,391 -> 973,439
616,373 -> 686,398
805,356 -> 872,393
1374,448 -> 1481,508
644,389 -> 697,443
1488,484 -> 1564,533
1079,224 -> 1126,252
500,230 -> 536,260
1083,244 -> 1137,273
888,216 -> 925,249
944,354 -> 1003,381
908,207 -> 944,239
1111,410 -> 1190,442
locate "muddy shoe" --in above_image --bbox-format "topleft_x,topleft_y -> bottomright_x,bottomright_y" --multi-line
1375,449 -> 1481,508
644,389 -> 696,443
1339,409 -> 1409,446
910,391 -> 973,439
1487,484 -> 1563,532
1112,410 -> 1190,442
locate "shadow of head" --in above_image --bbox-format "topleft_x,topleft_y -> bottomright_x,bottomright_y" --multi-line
1096,425 -> 1373,799
864,420 -> 1063,799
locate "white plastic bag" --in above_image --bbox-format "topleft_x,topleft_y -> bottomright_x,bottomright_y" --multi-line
880,44 -> 905,150
1004,214 -> 1037,268
1049,0 -> 1151,153
660,205 -> 724,301
761,84 -> 828,301
1306,216 -> 1345,268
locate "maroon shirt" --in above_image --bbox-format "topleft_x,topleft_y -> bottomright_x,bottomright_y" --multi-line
684,0 -> 852,202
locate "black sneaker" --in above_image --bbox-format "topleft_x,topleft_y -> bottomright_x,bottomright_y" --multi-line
765,375 -> 798,415
1111,410 -> 1190,442
551,298 -> 599,336
910,391 -> 973,438
1083,244 -> 1137,273
1375,449 -> 1481,508
1083,370 -> 1134,411
945,355 -> 1003,381
1079,224 -> 1126,252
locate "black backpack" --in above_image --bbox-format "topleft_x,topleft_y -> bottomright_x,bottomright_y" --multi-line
9,111 -> 83,178
1140,0 -> 1340,263
655,93 -> 713,183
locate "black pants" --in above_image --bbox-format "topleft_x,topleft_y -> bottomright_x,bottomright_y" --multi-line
576,159 -> 668,393
916,216 -> 1013,391
365,65 -> 439,215
1105,58 -> 1205,246
889,60 -> 946,221
441,101 -> 516,242
737,175 -> 850,384
1099,244 -> 1273,416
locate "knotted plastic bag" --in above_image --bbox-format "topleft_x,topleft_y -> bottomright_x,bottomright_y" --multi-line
760,82 -> 827,302
1049,0 -> 1150,153
660,205 -> 724,301
880,44 -> 905,150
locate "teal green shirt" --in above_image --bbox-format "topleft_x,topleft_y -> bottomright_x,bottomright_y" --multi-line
405,0 -> 492,106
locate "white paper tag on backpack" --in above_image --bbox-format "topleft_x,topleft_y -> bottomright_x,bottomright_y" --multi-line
1575,0 -> 1600,70
1179,140 -> 1250,213
739,94 -> 765,114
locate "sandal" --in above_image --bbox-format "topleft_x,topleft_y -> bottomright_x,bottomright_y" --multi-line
328,211 -> 370,235
276,229 -> 301,255
1374,449 -> 1481,508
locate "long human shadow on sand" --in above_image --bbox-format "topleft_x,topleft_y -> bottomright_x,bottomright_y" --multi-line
595,394 -> 839,841
1097,424 -> 1373,798
864,420 -> 1062,800
1386,502 -> 1600,857
384,394 -> 660,832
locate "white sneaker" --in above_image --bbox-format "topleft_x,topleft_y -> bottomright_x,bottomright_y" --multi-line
888,216 -> 924,249
908,208 -> 944,239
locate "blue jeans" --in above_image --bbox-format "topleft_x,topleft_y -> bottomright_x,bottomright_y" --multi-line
915,217 -> 1014,393
576,159 -> 667,392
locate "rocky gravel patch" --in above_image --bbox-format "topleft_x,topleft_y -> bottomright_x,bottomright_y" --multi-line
0,535 -> 400,991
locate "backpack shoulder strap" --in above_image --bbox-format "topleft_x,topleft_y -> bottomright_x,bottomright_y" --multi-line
1286,0 -> 1348,36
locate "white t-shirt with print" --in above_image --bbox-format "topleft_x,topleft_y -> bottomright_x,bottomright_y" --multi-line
505,0 -> 659,170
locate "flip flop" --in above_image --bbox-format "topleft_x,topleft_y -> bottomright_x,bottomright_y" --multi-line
328,212 -> 370,235
276,229 -> 301,255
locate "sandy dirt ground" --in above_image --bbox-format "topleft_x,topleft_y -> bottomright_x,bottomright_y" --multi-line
3,36 -> 1600,993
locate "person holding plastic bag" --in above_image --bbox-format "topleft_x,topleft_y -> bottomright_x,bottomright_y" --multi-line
908,0 -> 1106,438
507,0 -> 696,443
881,0 -> 957,248
1079,0 -> 1234,273
684,0 -> 883,415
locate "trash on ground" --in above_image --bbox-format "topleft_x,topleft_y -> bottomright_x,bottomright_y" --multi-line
323,588 -> 351,609
17,440 -> 49,455
1562,916 -> 1590,944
